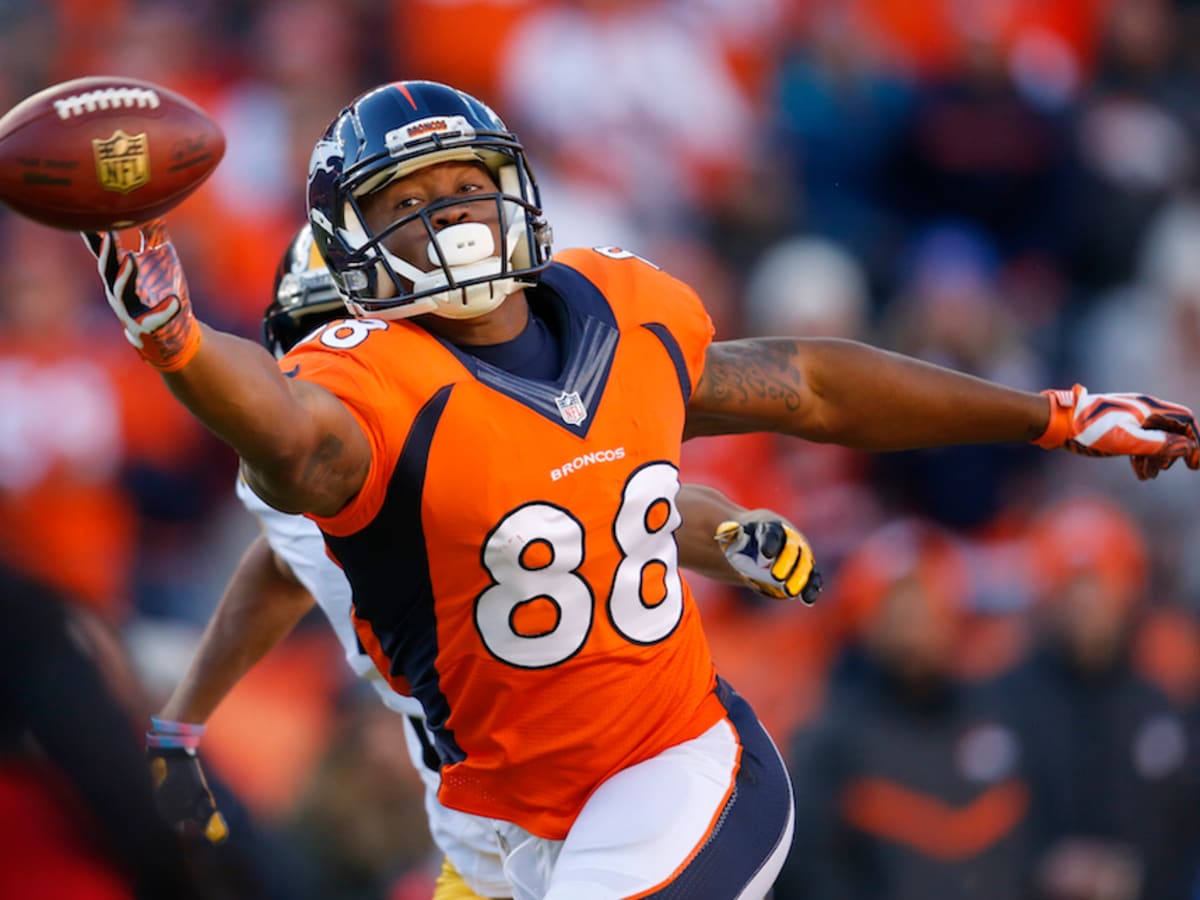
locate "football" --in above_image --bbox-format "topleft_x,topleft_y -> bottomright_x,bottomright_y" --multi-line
0,75 -> 225,231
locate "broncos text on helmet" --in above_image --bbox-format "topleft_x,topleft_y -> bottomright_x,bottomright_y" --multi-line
263,225 -> 347,358
306,80 -> 552,322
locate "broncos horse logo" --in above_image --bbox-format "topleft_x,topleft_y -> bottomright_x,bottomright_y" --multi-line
308,138 -> 342,178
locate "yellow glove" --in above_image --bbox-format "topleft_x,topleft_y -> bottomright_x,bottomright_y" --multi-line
714,518 -> 822,604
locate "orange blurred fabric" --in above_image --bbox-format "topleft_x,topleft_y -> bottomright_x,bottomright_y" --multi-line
830,518 -> 973,641
698,587 -> 841,741
1134,604 -> 1200,705
679,431 -> 878,737
201,629 -> 346,820
850,0 -> 1111,78
0,334 -> 205,617
1026,494 -> 1149,607
389,0 -> 548,101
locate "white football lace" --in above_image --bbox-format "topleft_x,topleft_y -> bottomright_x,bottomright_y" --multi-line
53,88 -> 161,120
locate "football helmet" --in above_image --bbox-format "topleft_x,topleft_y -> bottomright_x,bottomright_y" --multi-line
263,225 -> 346,358
307,80 -> 552,321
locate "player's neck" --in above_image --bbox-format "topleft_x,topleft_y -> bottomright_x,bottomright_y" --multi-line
419,289 -> 530,346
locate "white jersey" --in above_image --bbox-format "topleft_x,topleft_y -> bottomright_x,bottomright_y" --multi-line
235,478 -> 510,897
235,477 -> 417,713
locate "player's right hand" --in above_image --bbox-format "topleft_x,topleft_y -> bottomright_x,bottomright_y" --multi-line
81,219 -> 202,372
146,719 -> 228,845
714,518 -> 823,604
1034,383 -> 1200,480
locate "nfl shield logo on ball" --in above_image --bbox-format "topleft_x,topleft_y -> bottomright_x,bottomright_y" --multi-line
555,391 -> 588,426
93,129 -> 150,194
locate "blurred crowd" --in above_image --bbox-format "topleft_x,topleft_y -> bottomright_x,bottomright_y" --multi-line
4,0 -> 1200,897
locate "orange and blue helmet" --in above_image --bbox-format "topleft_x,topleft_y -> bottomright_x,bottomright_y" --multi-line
306,80 -> 552,322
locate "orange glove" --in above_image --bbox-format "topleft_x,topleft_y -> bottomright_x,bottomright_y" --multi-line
1035,384 -> 1200,480
81,220 -> 202,372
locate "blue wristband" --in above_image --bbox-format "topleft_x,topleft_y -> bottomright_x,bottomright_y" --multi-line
146,716 -> 206,750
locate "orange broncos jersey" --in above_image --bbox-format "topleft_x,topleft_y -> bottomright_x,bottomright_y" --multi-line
286,247 -> 723,838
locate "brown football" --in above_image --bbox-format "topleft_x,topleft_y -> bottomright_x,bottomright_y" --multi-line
0,75 -> 225,231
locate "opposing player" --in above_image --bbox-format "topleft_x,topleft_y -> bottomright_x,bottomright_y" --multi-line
83,80 -> 1199,899
146,225 -> 820,899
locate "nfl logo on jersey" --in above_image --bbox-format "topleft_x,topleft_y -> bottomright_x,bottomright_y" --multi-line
555,390 -> 588,426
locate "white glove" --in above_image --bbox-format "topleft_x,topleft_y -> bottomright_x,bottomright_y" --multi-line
714,518 -> 822,604
82,219 -> 201,372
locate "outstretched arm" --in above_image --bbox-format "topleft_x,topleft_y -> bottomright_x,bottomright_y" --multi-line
686,338 -> 1047,447
171,324 -> 368,516
686,338 -> 1200,479
84,223 -> 369,515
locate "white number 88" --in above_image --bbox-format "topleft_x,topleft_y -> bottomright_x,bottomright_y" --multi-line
475,463 -> 683,668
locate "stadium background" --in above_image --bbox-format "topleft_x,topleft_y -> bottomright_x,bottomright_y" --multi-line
2,0 -> 1200,897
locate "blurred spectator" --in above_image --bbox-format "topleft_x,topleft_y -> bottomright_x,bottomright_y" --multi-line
181,1 -> 376,333
0,2 -> 57,111
871,223 -> 1048,531
742,235 -> 873,340
774,519 -> 1032,900
882,13 -> 1075,271
56,2 -> 228,100
673,237 -> 878,740
389,0 -> 545,101
1066,194 -> 1200,608
0,216 -> 223,622
0,562 -> 202,900
279,697 -> 437,900
723,234 -> 884,569
993,494 -> 1200,900
678,233 -> 884,737
497,0 -> 761,234
768,4 -> 914,286
850,0 -> 1107,85
1061,0 -> 1199,296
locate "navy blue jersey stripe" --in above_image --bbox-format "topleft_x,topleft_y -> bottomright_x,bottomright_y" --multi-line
323,384 -> 464,764
406,715 -> 441,773
642,322 -> 692,407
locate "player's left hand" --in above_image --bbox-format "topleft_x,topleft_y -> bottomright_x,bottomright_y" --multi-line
146,718 -> 228,845
1034,384 -> 1200,480
714,517 -> 822,604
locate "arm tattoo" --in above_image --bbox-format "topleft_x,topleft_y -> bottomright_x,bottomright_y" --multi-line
306,430 -> 369,502
306,430 -> 349,481
700,340 -> 804,413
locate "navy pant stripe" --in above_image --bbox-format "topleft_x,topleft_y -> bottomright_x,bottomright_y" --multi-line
642,678 -> 793,899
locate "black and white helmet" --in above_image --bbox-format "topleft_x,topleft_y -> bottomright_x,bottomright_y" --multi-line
262,224 -> 346,358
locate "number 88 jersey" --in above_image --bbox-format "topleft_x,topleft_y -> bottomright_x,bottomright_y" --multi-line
287,247 -> 725,839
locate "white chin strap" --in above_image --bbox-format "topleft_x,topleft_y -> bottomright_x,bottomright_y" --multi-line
364,220 -> 526,321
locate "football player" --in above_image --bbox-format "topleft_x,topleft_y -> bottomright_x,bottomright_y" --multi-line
145,225 -> 820,900
84,80 -> 1199,899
